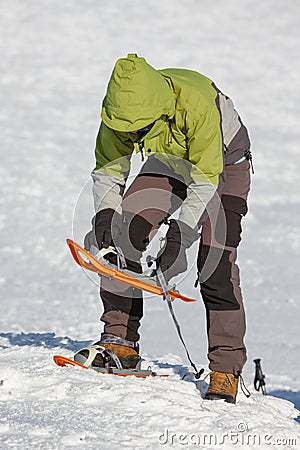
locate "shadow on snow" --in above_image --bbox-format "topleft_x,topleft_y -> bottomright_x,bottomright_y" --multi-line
1,331 -> 299,422
0,331 -> 90,352
269,390 -> 300,423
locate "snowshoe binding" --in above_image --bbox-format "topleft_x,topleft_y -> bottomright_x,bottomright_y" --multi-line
73,334 -> 156,377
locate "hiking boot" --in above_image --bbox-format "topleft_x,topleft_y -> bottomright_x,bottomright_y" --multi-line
99,343 -> 141,369
204,371 -> 239,404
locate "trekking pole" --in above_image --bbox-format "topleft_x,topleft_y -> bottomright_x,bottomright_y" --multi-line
156,266 -> 203,380
253,358 -> 267,395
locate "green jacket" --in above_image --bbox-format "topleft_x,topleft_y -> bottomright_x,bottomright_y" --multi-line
95,53 -> 223,187
91,54 -> 249,230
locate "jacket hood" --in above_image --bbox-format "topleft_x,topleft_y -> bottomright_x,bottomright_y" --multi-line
101,53 -> 175,132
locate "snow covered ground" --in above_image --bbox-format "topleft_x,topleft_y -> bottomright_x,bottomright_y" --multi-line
0,0 -> 299,448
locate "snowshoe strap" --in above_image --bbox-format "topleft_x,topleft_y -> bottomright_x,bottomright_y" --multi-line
74,344 -> 123,370
103,348 -> 123,370
74,345 -> 107,367
99,333 -> 139,352
91,245 -> 117,260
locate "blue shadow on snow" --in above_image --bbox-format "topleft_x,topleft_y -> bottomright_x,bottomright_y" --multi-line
0,332 -> 91,352
152,359 -> 206,391
269,390 -> 300,423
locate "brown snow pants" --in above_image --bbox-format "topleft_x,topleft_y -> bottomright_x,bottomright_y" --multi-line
100,160 -> 251,374
198,160 -> 251,373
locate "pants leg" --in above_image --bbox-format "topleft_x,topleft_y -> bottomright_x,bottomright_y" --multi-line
198,160 -> 251,374
100,173 -> 187,342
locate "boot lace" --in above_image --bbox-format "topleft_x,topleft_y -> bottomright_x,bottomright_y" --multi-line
209,372 -> 236,393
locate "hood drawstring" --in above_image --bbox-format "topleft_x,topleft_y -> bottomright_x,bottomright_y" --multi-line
168,118 -> 175,145
135,118 -> 174,160
134,141 -> 145,162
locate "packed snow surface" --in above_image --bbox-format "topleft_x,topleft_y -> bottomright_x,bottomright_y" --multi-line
0,0 -> 299,449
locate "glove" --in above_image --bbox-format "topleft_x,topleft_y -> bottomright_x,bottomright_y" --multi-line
157,219 -> 199,282
94,208 -> 120,249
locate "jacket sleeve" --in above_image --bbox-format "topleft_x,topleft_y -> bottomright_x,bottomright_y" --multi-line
92,122 -> 133,213
178,105 -> 223,232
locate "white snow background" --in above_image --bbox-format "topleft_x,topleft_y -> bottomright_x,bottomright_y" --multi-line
0,0 -> 299,449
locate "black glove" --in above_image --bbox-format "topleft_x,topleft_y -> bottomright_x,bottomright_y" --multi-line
157,219 -> 198,282
95,208 -> 120,249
